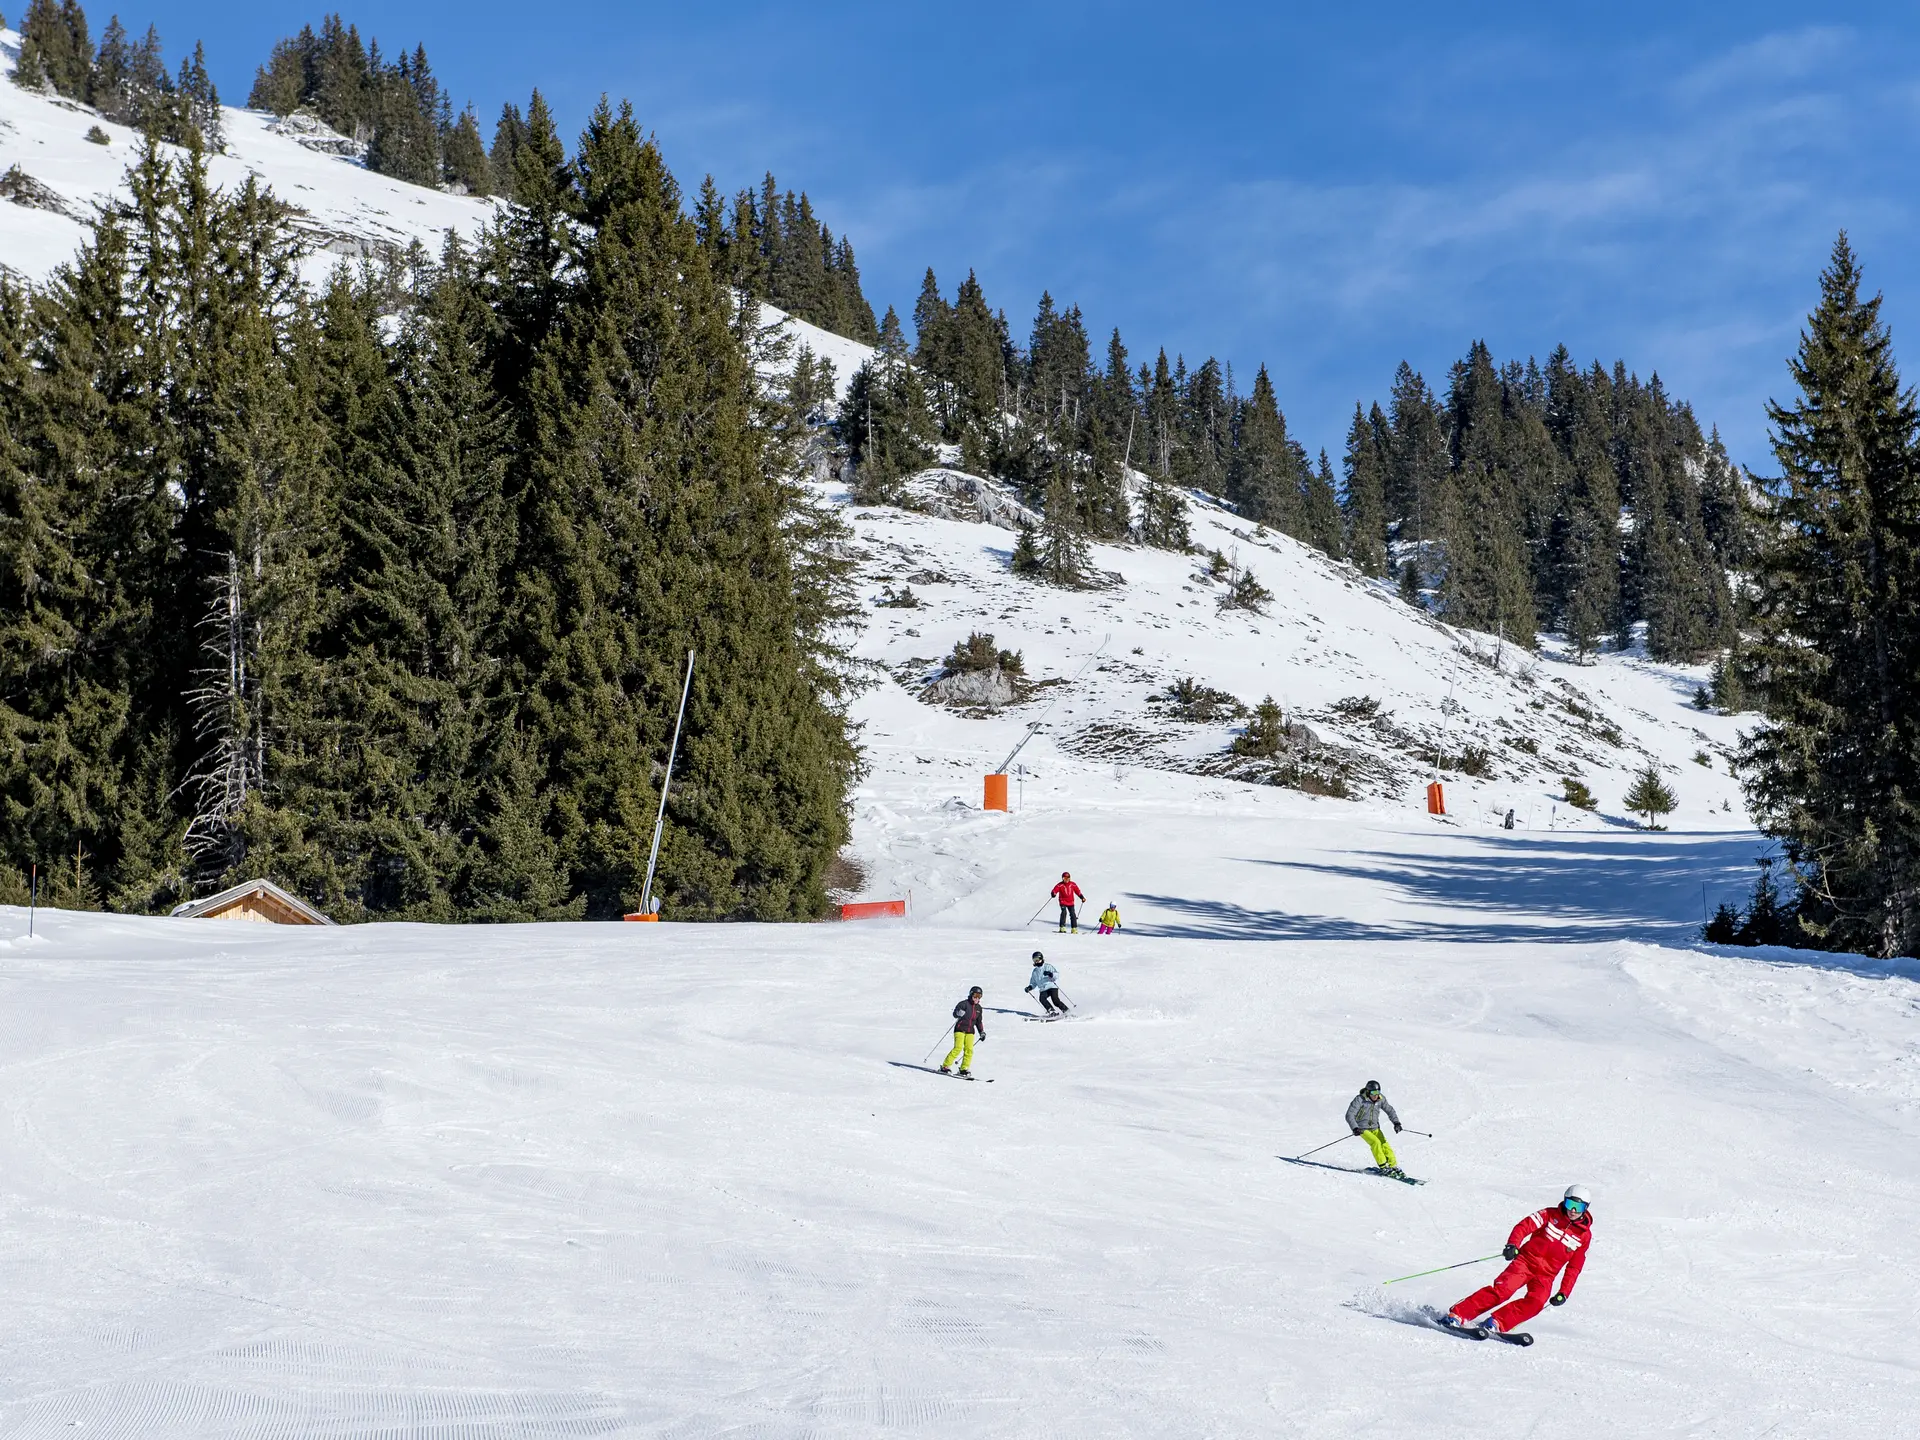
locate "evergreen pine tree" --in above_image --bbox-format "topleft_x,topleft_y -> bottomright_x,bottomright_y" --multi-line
836,307 -> 936,503
1225,365 -> 1301,534
1304,449 -> 1344,558
1744,234 -> 1920,957
489,103 -> 527,198
441,104 -> 491,195
1341,403 -> 1390,575
16,0 -> 93,99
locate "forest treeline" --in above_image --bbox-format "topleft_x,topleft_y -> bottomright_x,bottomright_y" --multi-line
9,0 -> 221,146
838,267 -> 1748,661
244,14 -> 879,342
0,105 -> 856,920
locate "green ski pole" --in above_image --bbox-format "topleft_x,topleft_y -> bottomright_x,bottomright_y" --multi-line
1383,1254 -> 1504,1286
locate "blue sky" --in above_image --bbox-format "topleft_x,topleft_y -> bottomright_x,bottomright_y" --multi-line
128,1 -> 1920,470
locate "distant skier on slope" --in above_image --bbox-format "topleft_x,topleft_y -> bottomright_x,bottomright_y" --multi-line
1025,951 -> 1069,1016
1345,1080 -> 1406,1178
1051,872 -> 1085,933
940,986 -> 987,1077
1098,902 -> 1121,934
1444,1184 -> 1594,1335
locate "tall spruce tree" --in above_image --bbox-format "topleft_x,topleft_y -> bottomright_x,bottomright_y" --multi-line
1226,365 -> 1301,534
1341,403 -> 1390,575
837,307 -> 936,504
1744,234 -> 1920,956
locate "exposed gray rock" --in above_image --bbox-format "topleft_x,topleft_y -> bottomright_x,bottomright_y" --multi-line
924,666 -> 1021,710
0,164 -> 80,220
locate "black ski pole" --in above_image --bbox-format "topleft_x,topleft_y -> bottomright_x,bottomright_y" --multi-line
1403,1129 -> 1434,1138
1294,1134 -> 1355,1161
923,1026 -> 956,1065
1025,898 -> 1052,926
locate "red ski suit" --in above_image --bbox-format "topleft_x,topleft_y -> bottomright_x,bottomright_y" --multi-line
1448,1204 -> 1593,1333
1051,879 -> 1085,906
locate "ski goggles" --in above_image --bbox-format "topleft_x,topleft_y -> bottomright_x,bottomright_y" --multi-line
1563,1198 -> 1589,1217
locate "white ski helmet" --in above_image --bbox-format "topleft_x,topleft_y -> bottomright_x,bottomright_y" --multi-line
1563,1183 -> 1593,1208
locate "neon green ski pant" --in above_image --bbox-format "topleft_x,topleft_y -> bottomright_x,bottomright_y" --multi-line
1361,1129 -> 1397,1168
942,1032 -> 976,1071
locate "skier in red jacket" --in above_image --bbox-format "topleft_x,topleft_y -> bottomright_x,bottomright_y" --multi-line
1445,1184 -> 1593,1335
1050,872 -> 1085,933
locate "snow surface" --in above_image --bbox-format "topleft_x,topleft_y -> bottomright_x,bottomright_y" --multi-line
0,28 -> 492,288
4,491 -> 1917,1434
8,26 -> 1918,1436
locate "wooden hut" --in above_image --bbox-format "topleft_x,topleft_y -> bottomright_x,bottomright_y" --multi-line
170,879 -> 334,926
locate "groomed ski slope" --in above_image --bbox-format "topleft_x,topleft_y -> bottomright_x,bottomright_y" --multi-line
3,820 -> 1917,1436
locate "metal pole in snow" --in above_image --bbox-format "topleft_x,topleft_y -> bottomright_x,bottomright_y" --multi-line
640,650 -> 696,918
28,863 -> 35,938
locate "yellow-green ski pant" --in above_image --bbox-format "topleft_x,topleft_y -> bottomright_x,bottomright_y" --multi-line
942,1032 -> 976,1070
1361,1129 -> 1397,1168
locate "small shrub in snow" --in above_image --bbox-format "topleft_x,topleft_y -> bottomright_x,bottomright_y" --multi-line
1512,735 -> 1538,754
1561,776 -> 1598,811
1456,745 -> 1493,777
1157,678 -> 1244,723
1331,695 -> 1382,720
945,632 -> 1022,676
1693,750 -> 1712,767
1234,697 -> 1287,758
1010,523 -> 1042,576
876,586 -> 919,609
85,125 -> 110,145
1220,563 -> 1271,613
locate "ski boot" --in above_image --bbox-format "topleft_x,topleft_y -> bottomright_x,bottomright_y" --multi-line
957,1068 -> 973,1078
937,1066 -> 952,1074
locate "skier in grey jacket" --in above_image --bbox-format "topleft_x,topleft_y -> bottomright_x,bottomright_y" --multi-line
1345,1080 -> 1405,1176
1025,950 -> 1069,1016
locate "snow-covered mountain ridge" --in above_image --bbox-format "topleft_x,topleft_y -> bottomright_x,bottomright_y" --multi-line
0,26 -> 492,286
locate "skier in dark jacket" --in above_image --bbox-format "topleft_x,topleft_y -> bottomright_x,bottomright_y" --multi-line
940,986 -> 986,1076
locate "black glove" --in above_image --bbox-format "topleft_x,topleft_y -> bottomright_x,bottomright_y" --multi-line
1502,1244 -> 1519,1261
1549,1293 -> 1566,1306
1025,986 -> 1035,994
1392,1121 -> 1403,1133
1351,1128 -> 1363,1136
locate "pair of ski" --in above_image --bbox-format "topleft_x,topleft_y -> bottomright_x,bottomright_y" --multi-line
892,1062 -> 995,1083
1431,1313 -> 1533,1346
1280,1156 -> 1425,1185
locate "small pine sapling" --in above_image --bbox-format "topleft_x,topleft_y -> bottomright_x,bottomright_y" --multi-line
1233,696 -> 1287,758
1561,776 -> 1598,811
1623,764 -> 1677,829
1220,560 -> 1272,613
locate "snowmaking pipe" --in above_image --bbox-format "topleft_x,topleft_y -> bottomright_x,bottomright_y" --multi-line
639,650 -> 695,917
1383,1254 -> 1504,1286
1294,1134 -> 1356,1161
992,635 -> 1111,775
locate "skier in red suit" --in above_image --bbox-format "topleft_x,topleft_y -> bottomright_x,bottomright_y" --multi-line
1050,872 -> 1086,933
1446,1184 -> 1593,1334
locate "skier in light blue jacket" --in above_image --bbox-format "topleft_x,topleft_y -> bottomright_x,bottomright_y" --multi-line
1026,950 -> 1069,1017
